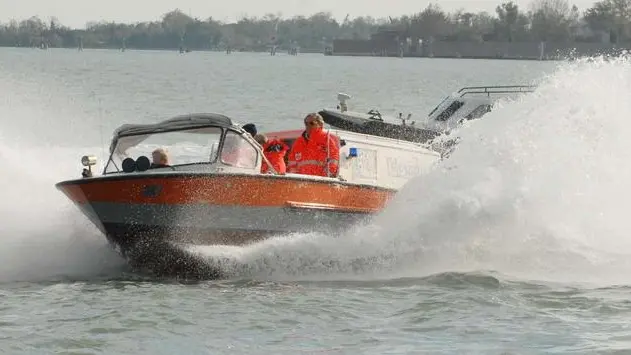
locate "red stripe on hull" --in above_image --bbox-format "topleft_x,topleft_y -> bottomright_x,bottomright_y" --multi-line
56,173 -> 395,211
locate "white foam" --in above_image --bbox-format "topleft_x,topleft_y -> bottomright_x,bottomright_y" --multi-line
190,56 -> 631,286
0,81 -> 126,283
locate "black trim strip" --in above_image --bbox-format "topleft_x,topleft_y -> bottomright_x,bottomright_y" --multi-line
285,201 -> 377,214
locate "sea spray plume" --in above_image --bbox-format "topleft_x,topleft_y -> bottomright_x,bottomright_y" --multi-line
360,55 -> 631,284
0,141 -> 126,282
184,223 -> 415,281
0,81 -> 126,283
189,56 -> 631,285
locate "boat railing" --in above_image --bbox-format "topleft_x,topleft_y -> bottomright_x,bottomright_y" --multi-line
456,85 -> 537,98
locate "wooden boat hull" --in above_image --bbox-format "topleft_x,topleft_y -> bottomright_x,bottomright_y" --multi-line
56,172 -> 396,278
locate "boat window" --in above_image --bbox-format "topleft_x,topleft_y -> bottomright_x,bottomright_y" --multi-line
220,131 -> 258,169
434,100 -> 465,122
464,104 -> 492,121
105,126 -> 222,173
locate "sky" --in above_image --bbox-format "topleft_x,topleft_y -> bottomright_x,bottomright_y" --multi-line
0,0 -> 599,29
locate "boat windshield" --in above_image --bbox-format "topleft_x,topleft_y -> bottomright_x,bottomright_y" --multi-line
220,130 -> 259,169
105,126 -> 223,173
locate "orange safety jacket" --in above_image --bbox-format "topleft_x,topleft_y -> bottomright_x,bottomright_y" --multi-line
261,139 -> 289,174
287,129 -> 339,177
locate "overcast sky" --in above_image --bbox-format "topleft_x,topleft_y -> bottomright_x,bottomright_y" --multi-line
1,0 -> 599,28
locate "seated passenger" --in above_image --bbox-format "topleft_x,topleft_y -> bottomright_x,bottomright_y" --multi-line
254,133 -> 289,174
287,113 -> 339,177
151,148 -> 170,168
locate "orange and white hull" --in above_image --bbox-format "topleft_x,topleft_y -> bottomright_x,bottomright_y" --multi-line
56,172 -> 395,276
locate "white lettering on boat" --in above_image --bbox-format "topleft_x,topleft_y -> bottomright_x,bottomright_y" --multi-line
352,148 -> 377,180
386,157 -> 424,178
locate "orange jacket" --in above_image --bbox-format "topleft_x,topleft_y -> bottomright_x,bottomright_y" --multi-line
287,129 -> 339,177
261,139 -> 289,174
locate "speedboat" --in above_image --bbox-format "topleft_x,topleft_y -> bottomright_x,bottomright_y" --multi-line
55,113 -> 441,278
318,85 -> 537,145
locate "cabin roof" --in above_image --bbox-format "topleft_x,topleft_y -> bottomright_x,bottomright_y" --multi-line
112,113 -> 237,139
109,113 -> 247,155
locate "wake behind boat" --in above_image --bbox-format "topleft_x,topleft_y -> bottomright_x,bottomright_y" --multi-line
55,113 -> 441,278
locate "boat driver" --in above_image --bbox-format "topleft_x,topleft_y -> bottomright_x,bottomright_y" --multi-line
151,148 -> 170,168
287,113 -> 340,177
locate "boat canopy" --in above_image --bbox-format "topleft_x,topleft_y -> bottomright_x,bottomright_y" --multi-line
109,113 -> 241,154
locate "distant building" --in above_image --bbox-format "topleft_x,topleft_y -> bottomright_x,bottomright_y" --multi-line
331,27 -> 406,56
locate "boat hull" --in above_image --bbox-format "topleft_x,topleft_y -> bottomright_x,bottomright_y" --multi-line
56,173 -> 395,278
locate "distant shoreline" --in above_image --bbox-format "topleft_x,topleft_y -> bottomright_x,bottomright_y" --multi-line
3,44 -> 623,62
3,3 -> 631,63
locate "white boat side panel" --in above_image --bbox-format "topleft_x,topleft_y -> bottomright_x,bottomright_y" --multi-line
332,130 -> 441,189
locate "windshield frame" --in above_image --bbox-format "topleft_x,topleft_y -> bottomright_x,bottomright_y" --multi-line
103,125 -> 227,174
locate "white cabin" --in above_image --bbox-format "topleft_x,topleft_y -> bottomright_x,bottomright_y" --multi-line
263,127 -> 442,190
332,129 -> 441,190
424,86 -> 535,132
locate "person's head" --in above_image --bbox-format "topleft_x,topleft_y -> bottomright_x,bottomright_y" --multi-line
242,123 -> 257,137
254,133 -> 268,146
304,113 -> 324,134
152,148 -> 169,165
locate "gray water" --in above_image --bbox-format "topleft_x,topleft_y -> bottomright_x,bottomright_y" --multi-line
2,48 -> 631,354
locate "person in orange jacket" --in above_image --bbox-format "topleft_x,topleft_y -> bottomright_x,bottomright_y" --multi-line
287,113 -> 340,177
254,134 -> 289,174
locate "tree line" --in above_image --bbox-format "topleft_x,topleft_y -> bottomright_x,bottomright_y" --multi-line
1,0 -> 630,51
